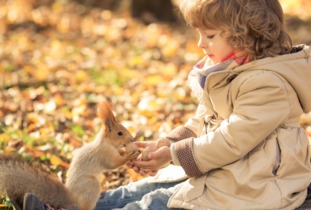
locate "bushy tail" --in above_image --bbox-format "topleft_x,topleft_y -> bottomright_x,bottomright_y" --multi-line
0,155 -> 75,209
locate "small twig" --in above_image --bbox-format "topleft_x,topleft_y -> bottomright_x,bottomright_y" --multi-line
0,79 -> 59,90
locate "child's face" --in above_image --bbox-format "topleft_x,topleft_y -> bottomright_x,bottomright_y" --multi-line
196,28 -> 234,64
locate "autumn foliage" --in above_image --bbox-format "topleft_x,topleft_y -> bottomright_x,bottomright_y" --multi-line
0,0 -> 311,208
0,1 -> 200,207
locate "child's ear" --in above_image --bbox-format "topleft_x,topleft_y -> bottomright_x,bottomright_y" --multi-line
97,101 -> 116,133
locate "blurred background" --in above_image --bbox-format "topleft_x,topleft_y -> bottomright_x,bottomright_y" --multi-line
0,0 -> 311,208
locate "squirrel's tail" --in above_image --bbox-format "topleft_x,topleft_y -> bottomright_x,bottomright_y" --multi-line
0,155 -> 75,209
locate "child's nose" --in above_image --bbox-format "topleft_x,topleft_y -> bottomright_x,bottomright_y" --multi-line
197,36 -> 205,49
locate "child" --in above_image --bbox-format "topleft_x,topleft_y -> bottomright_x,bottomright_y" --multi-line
23,0 -> 311,209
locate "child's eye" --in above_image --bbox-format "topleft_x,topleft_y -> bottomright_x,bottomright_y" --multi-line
206,35 -> 215,39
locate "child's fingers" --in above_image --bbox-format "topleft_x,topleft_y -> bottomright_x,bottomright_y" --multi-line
128,161 -> 156,175
139,169 -> 149,176
141,169 -> 157,176
133,141 -> 153,149
148,170 -> 158,176
133,167 -> 141,173
132,159 -> 155,169
127,161 -> 135,168
148,146 -> 168,159
130,164 -> 141,173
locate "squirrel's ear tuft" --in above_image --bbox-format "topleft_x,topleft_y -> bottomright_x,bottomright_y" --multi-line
97,101 -> 116,132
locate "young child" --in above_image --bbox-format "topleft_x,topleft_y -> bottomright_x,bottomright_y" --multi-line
22,0 -> 311,209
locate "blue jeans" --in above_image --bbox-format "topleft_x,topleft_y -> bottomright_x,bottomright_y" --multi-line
94,177 -> 185,210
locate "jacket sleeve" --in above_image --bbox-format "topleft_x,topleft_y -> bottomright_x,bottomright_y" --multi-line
166,104 -> 203,166
173,71 -> 291,177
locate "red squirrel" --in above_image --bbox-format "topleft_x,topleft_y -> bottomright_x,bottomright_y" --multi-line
0,101 -> 140,210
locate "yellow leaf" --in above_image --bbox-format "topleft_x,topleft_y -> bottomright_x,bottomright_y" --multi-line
24,62 -> 50,81
50,155 -> 63,166
161,41 -> 178,58
4,147 -> 15,154
159,63 -> 177,78
145,75 -> 163,85
75,70 -> 89,82
54,93 -> 64,106
129,56 -> 144,66
50,155 -> 69,168
0,134 -> 10,143
51,39 -> 62,55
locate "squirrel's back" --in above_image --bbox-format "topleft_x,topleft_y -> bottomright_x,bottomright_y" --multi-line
0,155 -> 75,209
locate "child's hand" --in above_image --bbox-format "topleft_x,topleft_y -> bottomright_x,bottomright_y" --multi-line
127,162 -> 158,176
132,141 -> 172,172
127,141 -> 159,176
140,138 -> 171,161
140,141 -> 158,161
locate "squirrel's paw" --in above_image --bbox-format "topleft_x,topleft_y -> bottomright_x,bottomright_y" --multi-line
117,143 -> 140,160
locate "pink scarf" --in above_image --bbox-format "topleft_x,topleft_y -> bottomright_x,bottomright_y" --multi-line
188,52 -> 249,104
193,52 -> 249,89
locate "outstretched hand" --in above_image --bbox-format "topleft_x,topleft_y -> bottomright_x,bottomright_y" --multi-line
128,141 -> 172,176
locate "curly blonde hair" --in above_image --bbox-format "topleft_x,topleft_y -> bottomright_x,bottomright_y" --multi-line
179,0 -> 292,60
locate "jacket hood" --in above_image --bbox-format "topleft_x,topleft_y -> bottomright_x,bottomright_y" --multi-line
234,45 -> 311,113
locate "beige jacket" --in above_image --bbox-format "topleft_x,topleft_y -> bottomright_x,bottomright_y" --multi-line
153,45 -> 311,210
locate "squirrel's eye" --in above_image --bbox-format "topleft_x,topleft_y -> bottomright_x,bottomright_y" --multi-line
117,131 -> 123,136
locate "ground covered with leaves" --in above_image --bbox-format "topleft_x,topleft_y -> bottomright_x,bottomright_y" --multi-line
0,0 -> 311,208
0,0 -> 201,207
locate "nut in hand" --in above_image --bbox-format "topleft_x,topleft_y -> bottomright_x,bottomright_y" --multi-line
118,143 -> 140,160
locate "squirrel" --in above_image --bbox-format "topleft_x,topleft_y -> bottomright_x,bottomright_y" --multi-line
0,101 -> 141,210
